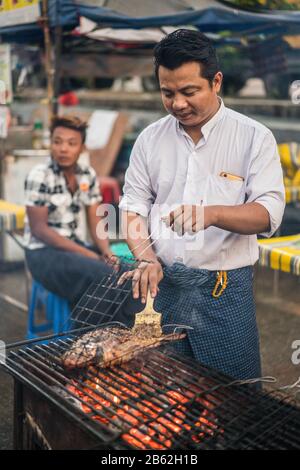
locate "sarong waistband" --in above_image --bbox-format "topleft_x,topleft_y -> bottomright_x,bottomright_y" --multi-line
162,262 -> 215,289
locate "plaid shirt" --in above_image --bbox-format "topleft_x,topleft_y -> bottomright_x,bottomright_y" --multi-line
24,159 -> 102,250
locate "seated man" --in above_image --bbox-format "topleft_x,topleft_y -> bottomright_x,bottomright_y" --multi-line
24,115 -> 115,307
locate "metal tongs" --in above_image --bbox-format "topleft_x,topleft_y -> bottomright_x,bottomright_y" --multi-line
132,292 -> 163,337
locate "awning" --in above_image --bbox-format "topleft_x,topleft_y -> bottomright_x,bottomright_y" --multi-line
1,0 -> 300,44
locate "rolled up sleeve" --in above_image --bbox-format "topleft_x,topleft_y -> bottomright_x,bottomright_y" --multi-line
119,132 -> 154,217
246,130 -> 285,237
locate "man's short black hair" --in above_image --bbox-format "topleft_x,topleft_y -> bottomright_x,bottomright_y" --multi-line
50,115 -> 88,144
154,29 -> 220,86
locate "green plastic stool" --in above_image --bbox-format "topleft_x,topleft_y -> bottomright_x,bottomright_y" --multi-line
111,242 -> 134,261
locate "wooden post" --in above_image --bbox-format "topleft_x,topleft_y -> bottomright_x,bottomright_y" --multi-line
41,0 -> 54,119
53,11 -> 62,116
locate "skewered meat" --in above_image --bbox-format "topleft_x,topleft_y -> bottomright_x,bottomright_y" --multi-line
61,326 -> 185,370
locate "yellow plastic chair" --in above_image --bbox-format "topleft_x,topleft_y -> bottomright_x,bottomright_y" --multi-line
278,143 -> 300,204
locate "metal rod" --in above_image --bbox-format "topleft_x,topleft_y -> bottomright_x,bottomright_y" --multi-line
0,292 -> 27,312
5,325 -> 93,350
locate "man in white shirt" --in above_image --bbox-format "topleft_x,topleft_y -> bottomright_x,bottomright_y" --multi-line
119,29 -> 285,380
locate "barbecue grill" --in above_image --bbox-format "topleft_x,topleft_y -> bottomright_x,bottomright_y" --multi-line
2,264 -> 300,450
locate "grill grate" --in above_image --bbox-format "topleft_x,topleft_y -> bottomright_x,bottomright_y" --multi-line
5,338 -> 300,450
3,266 -> 300,449
70,263 -> 136,330
69,260 -> 184,333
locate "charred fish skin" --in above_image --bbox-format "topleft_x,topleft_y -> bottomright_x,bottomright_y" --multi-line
61,327 -> 132,369
100,332 -> 186,368
61,327 -> 186,370
94,345 -> 104,364
62,344 -> 98,369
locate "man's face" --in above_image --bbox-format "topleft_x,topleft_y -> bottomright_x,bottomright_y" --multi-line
158,61 -> 222,128
51,126 -> 84,169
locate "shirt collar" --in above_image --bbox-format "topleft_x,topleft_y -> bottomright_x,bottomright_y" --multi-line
49,158 -> 84,175
176,97 -> 226,143
201,97 -> 225,140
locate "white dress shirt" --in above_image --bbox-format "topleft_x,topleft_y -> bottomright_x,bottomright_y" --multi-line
119,99 -> 285,270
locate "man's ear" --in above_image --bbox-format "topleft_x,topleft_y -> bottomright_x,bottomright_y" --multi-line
214,71 -> 223,92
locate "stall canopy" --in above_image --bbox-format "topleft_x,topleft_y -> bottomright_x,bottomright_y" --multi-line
1,0 -> 300,44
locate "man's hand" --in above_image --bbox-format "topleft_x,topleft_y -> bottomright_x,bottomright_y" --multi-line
117,260 -> 164,303
102,250 -> 120,271
163,203 -> 272,236
162,204 -> 217,235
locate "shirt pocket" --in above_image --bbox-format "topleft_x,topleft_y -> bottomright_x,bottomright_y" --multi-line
206,175 -> 245,206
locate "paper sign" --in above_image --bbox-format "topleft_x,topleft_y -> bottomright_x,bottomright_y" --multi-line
0,0 -> 40,28
85,110 -> 118,150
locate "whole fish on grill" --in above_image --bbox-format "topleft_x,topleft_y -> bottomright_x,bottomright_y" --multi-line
61,294 -> 186,370
61,326 -> 186,370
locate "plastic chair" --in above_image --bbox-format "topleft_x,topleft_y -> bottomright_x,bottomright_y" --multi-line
27,280 -> 71,340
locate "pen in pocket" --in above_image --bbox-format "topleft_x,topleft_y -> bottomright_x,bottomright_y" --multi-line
219,171 -> 244,181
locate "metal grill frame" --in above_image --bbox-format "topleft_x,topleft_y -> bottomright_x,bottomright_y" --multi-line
2,266 -> 300,450
4,338 -> 300,450
69,265 -> 136,330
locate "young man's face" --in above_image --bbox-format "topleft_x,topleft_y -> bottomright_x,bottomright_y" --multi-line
51,126 -> 84,169
158,61 -> 222,129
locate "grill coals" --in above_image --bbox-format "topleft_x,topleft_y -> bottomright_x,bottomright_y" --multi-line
5,338 -> 300,450
4,268 -> 300,450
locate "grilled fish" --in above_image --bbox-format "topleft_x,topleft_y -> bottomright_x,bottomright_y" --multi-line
61,326 -> 185,370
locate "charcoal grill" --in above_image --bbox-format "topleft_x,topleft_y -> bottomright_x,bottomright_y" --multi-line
2,265 -> 300,450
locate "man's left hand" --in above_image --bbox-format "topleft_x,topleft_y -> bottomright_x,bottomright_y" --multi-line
162,204 -> 217,235
102,251 -> 120,271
